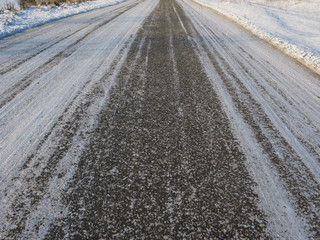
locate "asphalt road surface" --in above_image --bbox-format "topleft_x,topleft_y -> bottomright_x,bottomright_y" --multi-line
1,0 -> 320,238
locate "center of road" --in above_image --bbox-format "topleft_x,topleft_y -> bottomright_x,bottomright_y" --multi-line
46,0 -> 268,238
1,0 -> 319,238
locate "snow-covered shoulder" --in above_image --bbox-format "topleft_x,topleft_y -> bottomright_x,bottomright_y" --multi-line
193,0 -> 320,75
0,0 -> 125,39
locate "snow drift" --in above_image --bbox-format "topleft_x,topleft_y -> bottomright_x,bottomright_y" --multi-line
193,0 -> 320,74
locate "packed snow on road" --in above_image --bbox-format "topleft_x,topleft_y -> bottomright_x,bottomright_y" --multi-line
1,0 -> 320,72
0,0 -> 320,239
0,0 -> 124,38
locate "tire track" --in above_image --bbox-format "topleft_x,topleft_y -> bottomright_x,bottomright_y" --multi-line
46,18 -> 153,239
0,1 -> 140,109
187,13 -> 320,238
201,40 -> 320,236
179,0 -> 319,237
1,39 -> 132,239
0,0 -> 139,72
0,0 -> 159,238
202,23 -> 320,161
1,0 -> 319,238
0,0 -> 142,184
0,28 -> 83,76
46,0 -> 269,238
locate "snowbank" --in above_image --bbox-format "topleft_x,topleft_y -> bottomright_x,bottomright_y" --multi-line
0,0 -> 18,10
194,0 -> 320,74
0,0 -> 124,39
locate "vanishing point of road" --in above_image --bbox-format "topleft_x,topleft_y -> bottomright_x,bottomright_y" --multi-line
0,0 -> 319,238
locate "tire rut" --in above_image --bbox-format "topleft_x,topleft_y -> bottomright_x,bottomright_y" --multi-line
0,0 -> 158,238
202,28 -> 320,239
204,25 -> 320,161
0,28 -> 84,76
1,37 -> 134,239
46,0 -> 269,238
0,0 -> 139,70
0,1 -> 140,109
181,2 -> 320,237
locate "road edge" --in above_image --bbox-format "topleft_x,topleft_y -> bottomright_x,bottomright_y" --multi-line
191,0 -> 320,76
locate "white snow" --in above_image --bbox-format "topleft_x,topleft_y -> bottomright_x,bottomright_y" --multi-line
1,0 -> 319,73
0,0 -> 18,9
193,0 -> 320,74
0,0 -> 125,39
0,0 -> 159,236
179,0 -> 320,237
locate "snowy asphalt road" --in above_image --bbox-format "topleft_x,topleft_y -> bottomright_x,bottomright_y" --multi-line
1,0 -> 320,238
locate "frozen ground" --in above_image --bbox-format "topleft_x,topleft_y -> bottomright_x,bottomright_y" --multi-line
0,0 -> 320,238
1,0 -> 319,74
0,0 -> 17,9
194,0 -> 320,74
0,0 -> 124,39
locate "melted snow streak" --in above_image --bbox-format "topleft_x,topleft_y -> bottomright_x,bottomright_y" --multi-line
0,0 -> 158,237
178,0 -> 320,238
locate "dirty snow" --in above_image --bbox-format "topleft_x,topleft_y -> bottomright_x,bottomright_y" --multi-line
0,0 -> 124,39
194,0 -> 320,74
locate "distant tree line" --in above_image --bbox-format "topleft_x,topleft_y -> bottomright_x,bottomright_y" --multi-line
1,0 -> 89,11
